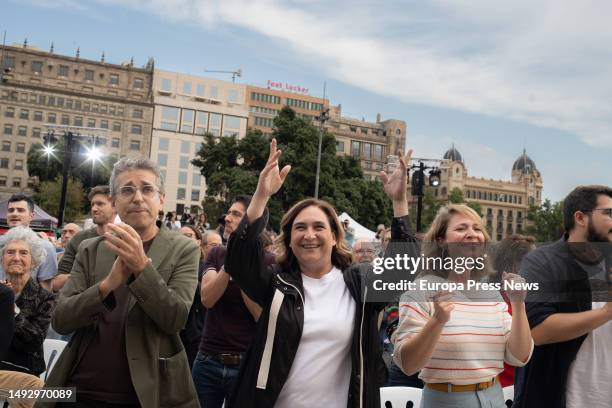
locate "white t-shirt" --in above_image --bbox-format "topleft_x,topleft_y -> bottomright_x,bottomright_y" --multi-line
274,267 -> 356,408
566,302 -> 612,408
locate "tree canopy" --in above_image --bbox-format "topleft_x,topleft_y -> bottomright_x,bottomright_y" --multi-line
526,199 -> 564,241
192,106 -> 393,231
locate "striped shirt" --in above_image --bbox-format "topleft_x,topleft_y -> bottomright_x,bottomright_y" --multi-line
393,275 -> 531,385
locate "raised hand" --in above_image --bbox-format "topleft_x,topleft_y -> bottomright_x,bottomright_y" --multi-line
255,138 -> 291,199
431,290 -> 454,325
381,149 -> 413,202
502,272 -> 527,303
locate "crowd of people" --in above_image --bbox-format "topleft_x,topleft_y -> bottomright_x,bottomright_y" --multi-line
0,140 -> 610,408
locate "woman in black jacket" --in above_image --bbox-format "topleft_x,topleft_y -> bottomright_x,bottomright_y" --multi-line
224,139 -> 413,408
0,226 -> 55,376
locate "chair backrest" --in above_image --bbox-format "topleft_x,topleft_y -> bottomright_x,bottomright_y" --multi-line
503,385 -> 514,407
380,386 -> 422,408
41,338 -> 68,381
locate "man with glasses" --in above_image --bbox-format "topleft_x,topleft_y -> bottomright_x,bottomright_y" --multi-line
43,157 -> 200,408
515,185 -> 612,408
352,238 -> 378,264
192,196 -> 273,408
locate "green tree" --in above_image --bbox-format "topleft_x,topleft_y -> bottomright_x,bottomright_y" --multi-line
192,107 -> 393,230
34,177 -> 85,222
449,187 -> 465,204
526,199 -> 564,241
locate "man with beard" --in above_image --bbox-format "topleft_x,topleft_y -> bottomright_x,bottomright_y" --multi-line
515,185 -> 612,408
52,186 -> 117,292
43,157 -> 200,408
192,196 -> 274,408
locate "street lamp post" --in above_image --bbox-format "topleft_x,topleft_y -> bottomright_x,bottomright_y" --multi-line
314,107 -> 330,199
43,125 -> 107,227
409,159 -> 442,232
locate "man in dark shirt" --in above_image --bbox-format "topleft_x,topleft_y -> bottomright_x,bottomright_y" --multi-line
516,185 -> 612,408
44,157 -> 200,408
192,196 -> 272,408
0,282 -> 14,357
52,185 -> 117,292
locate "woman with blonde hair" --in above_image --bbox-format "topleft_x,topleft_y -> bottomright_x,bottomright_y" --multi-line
223,139 -> 411,408
393,204 -> 534,408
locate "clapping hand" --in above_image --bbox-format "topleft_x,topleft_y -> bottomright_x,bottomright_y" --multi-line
502,272 -> 527,303
431,290 -> 455,325
381,149 -> 413,202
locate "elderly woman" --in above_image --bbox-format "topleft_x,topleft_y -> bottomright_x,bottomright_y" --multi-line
393,205 -> 533,408
0,226 -> 55,376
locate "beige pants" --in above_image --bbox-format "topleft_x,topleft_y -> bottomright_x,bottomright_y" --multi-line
0,370 -> 44,408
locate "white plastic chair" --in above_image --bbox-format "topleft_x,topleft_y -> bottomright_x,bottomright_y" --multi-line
380,386 -> 422,408
502,385 -> 514,407
40,338 -> 67,381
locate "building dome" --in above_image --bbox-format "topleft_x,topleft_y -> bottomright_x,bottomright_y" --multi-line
443,144 -> 463,162
512,150 -> 537,173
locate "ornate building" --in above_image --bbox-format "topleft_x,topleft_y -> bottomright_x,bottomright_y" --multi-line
416,145 -> 543,241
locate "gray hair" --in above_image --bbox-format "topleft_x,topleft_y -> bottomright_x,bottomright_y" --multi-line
202,231 -> 221,245
109,156 -> 165,197
0,226 -> 47,270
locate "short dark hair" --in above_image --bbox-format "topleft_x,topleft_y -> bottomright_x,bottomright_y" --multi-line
8,193 -> 35,213
230,195 -> 251,212
493,234 -> 536,282
88,185 -> 111,201
180,224 -> 202,241
563,185 -> 612,232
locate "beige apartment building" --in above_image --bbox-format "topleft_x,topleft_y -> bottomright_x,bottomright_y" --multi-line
245,84 -> 406,181
415,146 -> 543,241
0,43 -> 154,200
151,69 -> 249,214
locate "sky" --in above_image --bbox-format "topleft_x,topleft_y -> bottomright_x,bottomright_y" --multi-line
3,0 -> 611,201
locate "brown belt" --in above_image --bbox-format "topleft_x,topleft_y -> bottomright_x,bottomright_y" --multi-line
210,353 -> 242,366
426,377 -> 497,393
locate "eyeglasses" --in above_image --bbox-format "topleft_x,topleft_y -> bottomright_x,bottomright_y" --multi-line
583,208 -> 612,218
118,185 -> 159,199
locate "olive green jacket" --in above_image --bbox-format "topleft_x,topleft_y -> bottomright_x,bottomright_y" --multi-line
38,227 -> 200,408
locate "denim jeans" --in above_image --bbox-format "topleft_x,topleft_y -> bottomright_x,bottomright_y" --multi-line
191,352 -> 241,408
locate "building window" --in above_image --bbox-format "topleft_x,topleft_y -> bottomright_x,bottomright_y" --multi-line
210,86 -> 219,98
59,65 -> 69,77
191,189 -> 200,202
111,138 -> 120,148
178,172 -> 187,184
161,78 -> 172,92
109,74 -> 119,85
47,113 -> 56,123
224,115 -> 241,129
97,137 -> 107,146
196,84 -> 205,96
19,109 -> 29,120
2,141 -> 10,151
157,153 -> 168,167
336,141 -> 344,152
4,107 -> 14,118
192,173 -> 201,186
14,160 -> 23,170
195,111 -> 208,135
18,126 -> 27,137
0,158 -> 8,168
351,141 -> 360,157
373,144 -> 383,161
132,109 -> 143,119
2,56 -> 15,69
16,143 -> 25,154
363,143 -> 371,159
209,113 -> 222,129
181,109 -> 194,133
112,122 -> 121,132
85,69 -> 94,81
251,92 -> 281,104
160,106 -> 179,131
100,120 -> 109,129
129,140 -> 141,150
130,124 -> 142,134
74,116 -> 83,126
12,178 -> 21,188
0,176 -> 5,186
31,61 -> 43,74
32,127 -> 40,138
33,111 -> 43,121
87,118 -> 96,127
134,78 -> 144,89
61,115 -> 70,125
181,141 -> 190,154
228,89 -> 239,103
179,156 -> 189,169
183,82 -> 192,95
177,188 -> 186,200
158,138 -> 169,151
254,116 -> 273,128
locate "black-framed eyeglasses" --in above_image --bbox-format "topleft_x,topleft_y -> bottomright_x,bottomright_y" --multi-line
118,185 -> 159,199
582,208 -> 612,218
